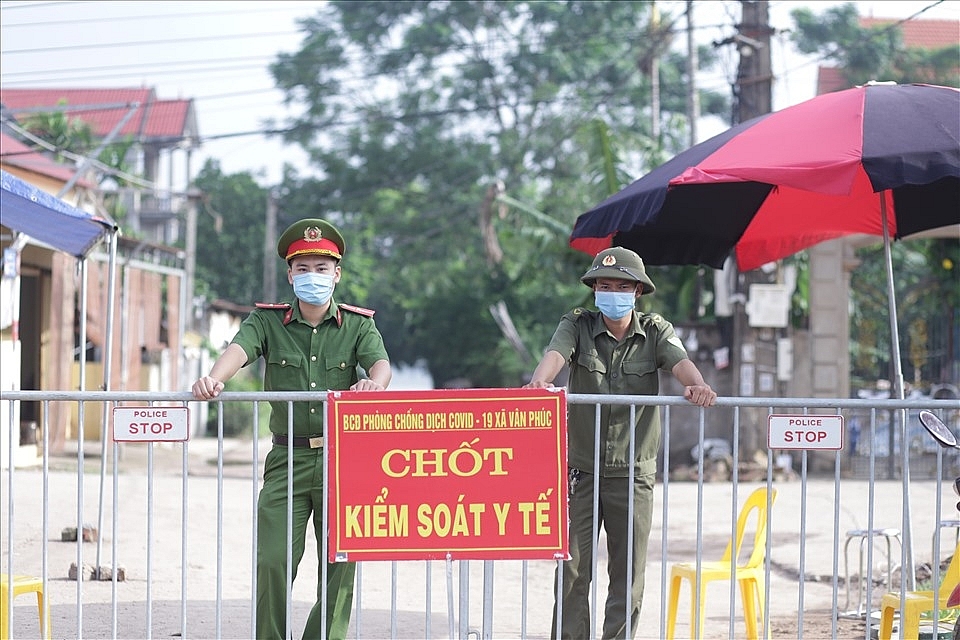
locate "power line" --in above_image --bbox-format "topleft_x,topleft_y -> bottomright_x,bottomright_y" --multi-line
1,1 -> 727,65
0,1 -> 79,9
0,0 -> 746,129
8,1 -> 946,168
1,116 -> 160,189
2,1 -> 950,90
2,23 -> 732,118
1,3 -> 320,28
0,55 -> 277,80
1,30 -> 301,55
2,62 -> 281,85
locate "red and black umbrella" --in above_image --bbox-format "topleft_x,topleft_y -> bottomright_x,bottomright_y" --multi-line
570,82 -> 959,588
570,82 -> 959,271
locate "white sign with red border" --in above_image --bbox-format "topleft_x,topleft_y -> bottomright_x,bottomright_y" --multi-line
113,407 -> 189,442
768,414 -> 843,450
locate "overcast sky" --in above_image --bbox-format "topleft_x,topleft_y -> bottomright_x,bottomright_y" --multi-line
1,0 -> 957,187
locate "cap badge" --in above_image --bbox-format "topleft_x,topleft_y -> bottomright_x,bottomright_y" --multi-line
602,255 -> 617,266
303,226 -> 323,242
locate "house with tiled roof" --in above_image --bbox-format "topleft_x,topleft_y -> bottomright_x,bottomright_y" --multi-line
0,93 -> 192,455
0,87 -> 199,244
816,18 -> 959,94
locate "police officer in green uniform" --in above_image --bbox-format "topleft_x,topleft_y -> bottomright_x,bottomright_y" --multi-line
523,246 -> 716,640
192,218 -> 391,640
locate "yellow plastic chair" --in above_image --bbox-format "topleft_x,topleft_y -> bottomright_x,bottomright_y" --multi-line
0,574 -> 51,640
878,542 -> 960,640
666,487 -> 778,640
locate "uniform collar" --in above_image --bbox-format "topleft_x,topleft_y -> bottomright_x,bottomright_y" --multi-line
287,298 -> 342,327
589,308 -> 646,339
332,300 -> 344,327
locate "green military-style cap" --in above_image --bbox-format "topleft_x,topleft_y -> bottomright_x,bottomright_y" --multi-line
580,246 -> 656,295
277,218 -> 345,262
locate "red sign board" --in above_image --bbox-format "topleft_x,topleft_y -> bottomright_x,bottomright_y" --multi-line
326,387 -> 568,562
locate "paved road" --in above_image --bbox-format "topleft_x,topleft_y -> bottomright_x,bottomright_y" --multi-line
2,438 -> 954,639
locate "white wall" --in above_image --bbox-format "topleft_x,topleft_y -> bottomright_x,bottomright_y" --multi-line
0,339 -> 29,469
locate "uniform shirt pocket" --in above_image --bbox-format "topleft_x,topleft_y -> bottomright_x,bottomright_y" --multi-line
622,358 -> 658,384
266,350 -> 304,389
325,354 -> 358,390
576,351 -> 607,375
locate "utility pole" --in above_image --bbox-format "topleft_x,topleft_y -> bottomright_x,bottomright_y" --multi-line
735,1 -> 773,124
686,1 -> 700,147
184,188 -> 203,332
650,1 -> 661,141
731,1 -> 776,456
264,189 -> 278,302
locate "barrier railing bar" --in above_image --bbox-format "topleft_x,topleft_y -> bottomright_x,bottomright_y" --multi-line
251,400 -> 260,640
2,391 -> 957,639
181,427 -> 188,640
658,403 -> 672,639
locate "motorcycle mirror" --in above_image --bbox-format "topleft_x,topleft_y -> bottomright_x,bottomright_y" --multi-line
919,410 -> 959,449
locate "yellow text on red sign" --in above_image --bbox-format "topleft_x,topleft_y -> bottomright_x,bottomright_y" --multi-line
326,388 -> 568,561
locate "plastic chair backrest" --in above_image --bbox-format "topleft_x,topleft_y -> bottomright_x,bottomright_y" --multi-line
720,487 -> 778,569
937,543 -> 960,600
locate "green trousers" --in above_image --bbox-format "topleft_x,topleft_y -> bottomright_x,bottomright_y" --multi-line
552,471 -> 655,640
257,446 -> 356,640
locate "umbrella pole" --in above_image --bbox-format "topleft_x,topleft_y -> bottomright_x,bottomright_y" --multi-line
881,195 -> 915,592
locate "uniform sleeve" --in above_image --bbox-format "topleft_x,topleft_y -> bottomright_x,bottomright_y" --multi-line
229,310 -> 267,366
355,316 -> 389,371
653,316 -> 689,371
544,311 -> 580,363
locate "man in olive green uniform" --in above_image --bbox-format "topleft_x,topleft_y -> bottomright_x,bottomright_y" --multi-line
523,247 -> 716,640
192,218 -> 391,640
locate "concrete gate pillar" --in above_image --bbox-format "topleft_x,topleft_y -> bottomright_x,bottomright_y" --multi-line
808,239 -> 856,400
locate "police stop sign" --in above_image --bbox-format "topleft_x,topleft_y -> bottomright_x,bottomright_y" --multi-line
768,414 -> 843,450
113,407 -> 189,442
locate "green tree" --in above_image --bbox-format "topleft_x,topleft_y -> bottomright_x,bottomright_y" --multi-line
850,238 -> 960,389
21,109 -> 93,162
267,0 -> 727,387
20,105 -> 138,224
21,106 -> 136,183
192,160 -> 271,304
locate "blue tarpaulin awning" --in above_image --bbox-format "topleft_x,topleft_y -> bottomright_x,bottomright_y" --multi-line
1,169 -> 115,258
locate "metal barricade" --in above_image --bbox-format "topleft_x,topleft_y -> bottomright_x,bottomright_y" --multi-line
1,391 -> 957,639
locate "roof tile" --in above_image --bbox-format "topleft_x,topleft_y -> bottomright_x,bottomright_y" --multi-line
0,131 -> 95,186
1,88 -> 196,142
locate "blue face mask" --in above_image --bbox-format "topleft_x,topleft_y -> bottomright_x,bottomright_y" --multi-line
594,291 -> 636,320
292,272 -> 335,306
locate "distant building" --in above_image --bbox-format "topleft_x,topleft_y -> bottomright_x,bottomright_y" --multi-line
1,87 -> 199,245
0,89 -> 194,455
816,18 -> 959,94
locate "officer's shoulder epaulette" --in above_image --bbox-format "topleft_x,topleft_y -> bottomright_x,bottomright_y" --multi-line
339,303 -> 376,317
637,312 -> 669,328
255,302 -> 292,310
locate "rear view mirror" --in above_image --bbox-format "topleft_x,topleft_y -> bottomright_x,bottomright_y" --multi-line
919,410 -> 958,449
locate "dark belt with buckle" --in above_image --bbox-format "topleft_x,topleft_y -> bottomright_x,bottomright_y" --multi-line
272,435 -> 324,449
